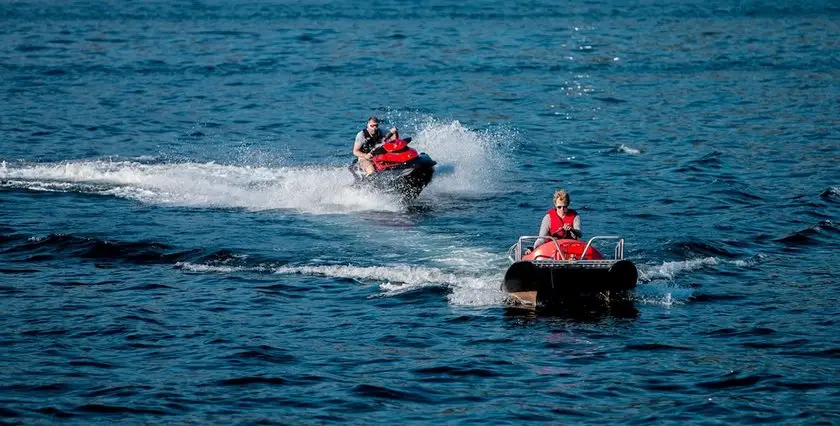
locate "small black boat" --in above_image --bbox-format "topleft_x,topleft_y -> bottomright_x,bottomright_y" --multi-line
502,236 -> 638,310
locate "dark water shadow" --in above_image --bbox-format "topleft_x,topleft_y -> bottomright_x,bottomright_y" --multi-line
502,299 -> 639,323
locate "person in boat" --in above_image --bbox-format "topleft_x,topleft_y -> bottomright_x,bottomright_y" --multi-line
353,116 -> 398,176
525,189 -> 582,254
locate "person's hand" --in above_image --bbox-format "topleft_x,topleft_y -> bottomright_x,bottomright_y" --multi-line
365,153 -> 373,160
389,127 -> 398,134
524,248 -> 532,255
563,224 -> 571,231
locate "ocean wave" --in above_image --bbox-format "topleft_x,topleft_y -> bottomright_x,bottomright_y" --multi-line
776,220 -> 838,246
1,233 -> 197,265
820,186 -> 840,200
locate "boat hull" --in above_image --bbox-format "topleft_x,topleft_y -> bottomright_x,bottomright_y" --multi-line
502,259 -> 638,308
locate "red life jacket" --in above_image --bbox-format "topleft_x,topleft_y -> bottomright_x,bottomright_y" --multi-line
547,208 -> 578,239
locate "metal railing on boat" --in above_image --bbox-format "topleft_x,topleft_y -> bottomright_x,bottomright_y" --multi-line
507,236 -> 625,263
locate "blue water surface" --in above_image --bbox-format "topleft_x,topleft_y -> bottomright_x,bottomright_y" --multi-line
2,0 -> 839,423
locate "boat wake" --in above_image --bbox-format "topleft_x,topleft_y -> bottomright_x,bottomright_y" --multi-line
633,254 -> 767,306
175,260 -> 507,307
0,159 -> 404,214
0,120 -> 512,214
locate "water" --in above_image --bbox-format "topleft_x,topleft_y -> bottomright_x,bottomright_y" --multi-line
2,0 -> 839,423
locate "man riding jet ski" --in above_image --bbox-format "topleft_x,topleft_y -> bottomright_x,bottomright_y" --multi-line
349,117 -> 436,200
353,116 -> 399,176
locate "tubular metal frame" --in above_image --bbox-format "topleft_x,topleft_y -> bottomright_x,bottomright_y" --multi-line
507,236 -> 625,264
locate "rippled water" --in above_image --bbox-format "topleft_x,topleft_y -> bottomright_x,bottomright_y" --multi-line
2,0 -> 839,423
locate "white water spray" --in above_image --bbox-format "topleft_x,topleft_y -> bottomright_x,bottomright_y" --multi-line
1,120 -> 513,214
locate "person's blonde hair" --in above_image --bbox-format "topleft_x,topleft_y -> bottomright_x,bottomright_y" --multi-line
553,189 -> 570,206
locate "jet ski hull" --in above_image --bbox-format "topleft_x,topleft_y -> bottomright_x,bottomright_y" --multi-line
352,153 -> 436,200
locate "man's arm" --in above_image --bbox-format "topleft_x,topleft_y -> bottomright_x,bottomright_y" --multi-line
352,132 -> 370,159
570,215 -> 582,239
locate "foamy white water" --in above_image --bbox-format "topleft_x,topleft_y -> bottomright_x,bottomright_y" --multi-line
374,116 -> 514,195
1,121 -> 513,214
1,159 -> 405,213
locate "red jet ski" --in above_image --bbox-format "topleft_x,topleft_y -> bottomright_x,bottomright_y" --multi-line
349,137 -> 436,200
502,236 -> 638,310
